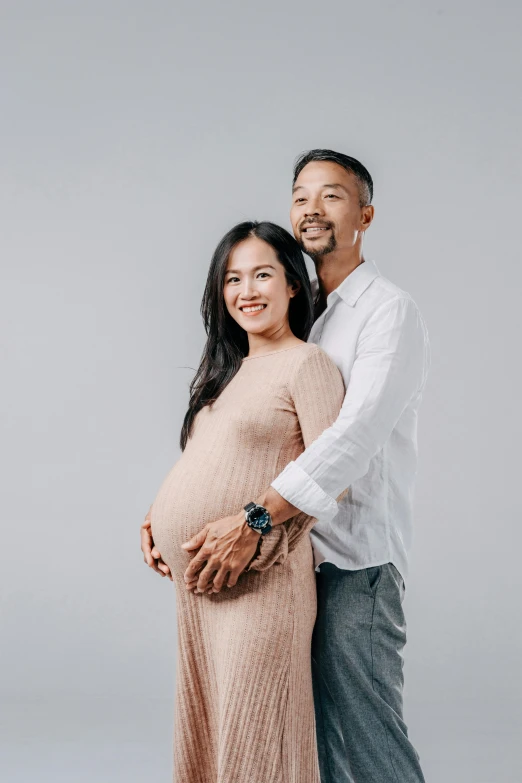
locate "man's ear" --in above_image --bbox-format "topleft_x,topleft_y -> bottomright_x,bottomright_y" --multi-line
361,204 -> 375,231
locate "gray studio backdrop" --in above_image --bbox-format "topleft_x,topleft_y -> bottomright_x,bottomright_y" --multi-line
1,2 -> 521,782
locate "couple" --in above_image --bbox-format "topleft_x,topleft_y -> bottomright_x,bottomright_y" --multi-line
141,149 -> 429,783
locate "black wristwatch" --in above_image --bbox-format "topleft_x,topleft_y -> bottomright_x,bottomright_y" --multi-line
244,502 -> 273,536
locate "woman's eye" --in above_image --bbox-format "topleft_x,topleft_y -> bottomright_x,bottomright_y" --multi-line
295,198 -> 306,204
257,272 -> 269,278
226,277 -> 239,284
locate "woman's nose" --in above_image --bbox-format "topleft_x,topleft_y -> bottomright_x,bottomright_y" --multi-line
241,279 -> 258,298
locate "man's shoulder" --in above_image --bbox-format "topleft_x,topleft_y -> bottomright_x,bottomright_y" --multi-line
370,272 -> 412,305
365,272 -> 423,320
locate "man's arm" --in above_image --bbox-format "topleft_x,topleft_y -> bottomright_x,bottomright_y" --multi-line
270,297 -> 429,521
183,297 -> 428,593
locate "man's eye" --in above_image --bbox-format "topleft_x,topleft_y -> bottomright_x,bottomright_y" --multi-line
325,194 -> 338,199
295,198 -> 306,204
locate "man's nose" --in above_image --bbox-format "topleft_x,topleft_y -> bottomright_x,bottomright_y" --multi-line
304,197 -> 325,217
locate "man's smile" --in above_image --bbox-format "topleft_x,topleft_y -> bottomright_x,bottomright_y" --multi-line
301,224 -> 331,237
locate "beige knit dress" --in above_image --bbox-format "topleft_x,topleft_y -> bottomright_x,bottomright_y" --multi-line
151,342 -> 345,783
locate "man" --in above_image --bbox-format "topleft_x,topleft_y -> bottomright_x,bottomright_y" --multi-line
141,149 -> 429,782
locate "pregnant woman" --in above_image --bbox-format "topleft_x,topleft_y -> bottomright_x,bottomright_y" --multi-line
145,221 -> 344,783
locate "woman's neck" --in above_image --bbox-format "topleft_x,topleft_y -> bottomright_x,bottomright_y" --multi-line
246,325 -> 302,358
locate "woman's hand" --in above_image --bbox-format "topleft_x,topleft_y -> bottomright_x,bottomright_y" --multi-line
141,506 -> 172,580
182,513 -> 260,593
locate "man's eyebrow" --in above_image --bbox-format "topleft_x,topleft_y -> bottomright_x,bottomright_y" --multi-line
226,264 -> 276,274
323,183 -> 348,192
292,183 -> 349,194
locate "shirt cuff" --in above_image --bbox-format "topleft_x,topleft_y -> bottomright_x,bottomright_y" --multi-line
271,461 -> 339,523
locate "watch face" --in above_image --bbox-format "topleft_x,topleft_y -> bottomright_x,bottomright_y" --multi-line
249,506 -> 270,529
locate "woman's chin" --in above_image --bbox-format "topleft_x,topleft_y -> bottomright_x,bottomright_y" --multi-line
237,314 -> 271,332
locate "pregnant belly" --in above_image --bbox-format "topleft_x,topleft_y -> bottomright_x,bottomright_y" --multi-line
150,458 -> 256,579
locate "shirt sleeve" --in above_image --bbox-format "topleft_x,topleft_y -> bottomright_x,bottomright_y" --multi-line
270,297 -> 429,522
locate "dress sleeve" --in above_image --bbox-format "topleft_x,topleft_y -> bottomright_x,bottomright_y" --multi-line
290,346 -> 346,449
247,347 -> 345,572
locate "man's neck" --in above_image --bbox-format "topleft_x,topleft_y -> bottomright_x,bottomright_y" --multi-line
315,251 -> 365,299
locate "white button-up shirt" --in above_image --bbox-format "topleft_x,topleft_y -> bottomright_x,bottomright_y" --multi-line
271,260 -> 429,581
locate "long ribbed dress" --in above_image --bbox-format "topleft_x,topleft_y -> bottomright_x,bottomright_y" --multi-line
151,342 -> 345,783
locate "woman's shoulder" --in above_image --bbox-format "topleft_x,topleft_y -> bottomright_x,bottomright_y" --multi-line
292,340 -> 336,366
289,341 -> 344,385
239,341 -> 342,389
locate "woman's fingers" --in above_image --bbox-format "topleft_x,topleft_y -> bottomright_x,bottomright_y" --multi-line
151,546 -> 171,576
140,525 -> 155,566
157,560 -> 172,578
141,517 -> 170,577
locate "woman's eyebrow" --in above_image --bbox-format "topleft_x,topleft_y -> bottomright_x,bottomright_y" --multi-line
226,265 -> 276,274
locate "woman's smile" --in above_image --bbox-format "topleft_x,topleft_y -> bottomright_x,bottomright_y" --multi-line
239,303 -> 268,316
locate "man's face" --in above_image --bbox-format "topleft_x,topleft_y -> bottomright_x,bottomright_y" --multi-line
290,160 -> 371,260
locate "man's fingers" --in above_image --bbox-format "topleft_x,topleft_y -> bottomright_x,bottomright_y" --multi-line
181,527 -> 209,552
210,567 -> 229,594
184,551 -> 210,582
227,567 -> 243,588
195,564 -> 218,593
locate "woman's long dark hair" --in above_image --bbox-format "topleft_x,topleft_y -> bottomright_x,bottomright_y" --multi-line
179,221 -> 314,450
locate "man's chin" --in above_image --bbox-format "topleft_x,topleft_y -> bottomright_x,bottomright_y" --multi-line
299,238 -> 336,259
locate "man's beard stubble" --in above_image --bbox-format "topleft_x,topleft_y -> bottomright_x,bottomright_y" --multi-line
297,229 -> 337,261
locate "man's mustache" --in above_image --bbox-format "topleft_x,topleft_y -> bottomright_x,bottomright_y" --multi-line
299,220 -> 334,232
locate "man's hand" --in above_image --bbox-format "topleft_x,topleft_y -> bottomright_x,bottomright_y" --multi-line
182,513 -> 260,594
141,506 -> 172,580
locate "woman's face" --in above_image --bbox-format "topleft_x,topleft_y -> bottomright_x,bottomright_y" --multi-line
223,237 -> 299,336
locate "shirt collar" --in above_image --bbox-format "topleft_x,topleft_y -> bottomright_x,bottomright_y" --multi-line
311,260 -> 380,308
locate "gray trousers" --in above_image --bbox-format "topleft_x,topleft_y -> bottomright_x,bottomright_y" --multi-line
311,562 -> 425,783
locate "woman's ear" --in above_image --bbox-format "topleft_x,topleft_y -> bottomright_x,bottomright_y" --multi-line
289,280 -> 301,298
